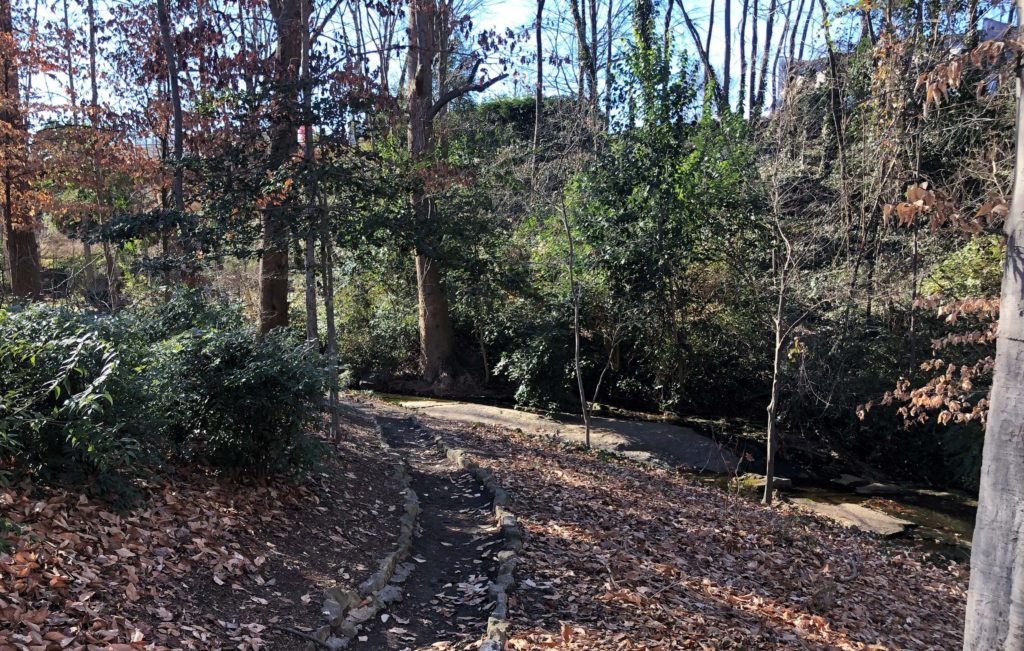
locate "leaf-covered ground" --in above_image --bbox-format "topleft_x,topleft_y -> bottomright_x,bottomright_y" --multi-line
0,407 -> 405,651
2,399 -> 970,650
413,412 -> 968,651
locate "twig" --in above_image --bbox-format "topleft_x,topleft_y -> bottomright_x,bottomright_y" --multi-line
270,624 -> 331,649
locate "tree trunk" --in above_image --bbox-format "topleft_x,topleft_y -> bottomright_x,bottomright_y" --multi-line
738,0 -> 748,113
416,255 -> 456,384
408,0 -> 458,387
318,128 -> 338,439
752,0 -> 777,116
87,0 -> 118,309
0,0 -> 40,299
762,334 -> 782,505
748,0 -> 758,115
533,0 -> 544,176
604,0 -> 613,124
722,0 -> 731,103
301,0 -> 317,343
156,0 -> 184,215
560,203 -> 590,447
963,9 -> 1024,644
260,0 -> 303,333
569,0 -> 592,106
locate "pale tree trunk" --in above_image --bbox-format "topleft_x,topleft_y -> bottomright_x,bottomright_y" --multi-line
260,0 -> 302,333
763,198 -> 794,506
963,5 -> 1024,644
62,0 -> 80,294
748,0 -> 758,115
0,0 -> 40,299
762,325 -> 782,504
560,202 -> 591,447
321,222 -> 338,439
738,0 -> 748,113
319,131 -> 339,439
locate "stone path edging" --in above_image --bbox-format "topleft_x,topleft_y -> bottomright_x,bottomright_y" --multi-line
413,416 -> 524,651
308,419 -> 421,650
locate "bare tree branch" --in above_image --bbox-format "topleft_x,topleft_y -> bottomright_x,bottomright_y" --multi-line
676,0 -> 729,114
429,59 -> 508,119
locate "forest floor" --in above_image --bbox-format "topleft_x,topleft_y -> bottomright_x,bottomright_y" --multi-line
1,397 -> 969,650
366,397 -> 970,650
0,406 -> 407,651
349,412 -> 501,650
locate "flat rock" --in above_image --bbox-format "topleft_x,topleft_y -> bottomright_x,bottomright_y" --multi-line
793,498 -> 914,537
378,584 -> 404,604
736,473 -> 792,490
831,474 -> 869,488
855,482 -> 906,496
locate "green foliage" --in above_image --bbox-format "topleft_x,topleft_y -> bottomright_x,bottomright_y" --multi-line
0,293 -> 325,482
0,306 -> 129,475
923,235 -> 1003,299
145,327 -> 324,475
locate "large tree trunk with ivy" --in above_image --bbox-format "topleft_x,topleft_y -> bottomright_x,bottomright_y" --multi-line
407,0 -> 457,387
405,0 -> 505,388
963,12 -> 1024,646
0,0 -> 40,299
259,0 -> 302,333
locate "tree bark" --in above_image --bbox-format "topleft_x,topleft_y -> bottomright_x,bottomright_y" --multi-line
416,255 -> 457,385
533,0 -> 544,177
748,0 -> 758,115
752,0 -> 777,116
560,202 -> 590,447
604,0 -> 613,123
407,0 -> 456,386
0,0 -> 41,299
405,0 -> 505,388
963,6 -> 1024,644
738,0 -> 749,113
762,334 -> 782,504
301,0 -> 317,343
722,0 -> 731,103
568,0 -> 593,107
260,0 -> 303,333
156,0 -> 184,214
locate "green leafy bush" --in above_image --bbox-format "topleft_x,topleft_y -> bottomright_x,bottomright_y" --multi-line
0,305 -> 132,475
1,294 -> 326,481
145,327 -> 325,475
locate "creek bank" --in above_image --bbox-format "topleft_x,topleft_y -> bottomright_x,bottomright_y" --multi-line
364,392 -> 976,553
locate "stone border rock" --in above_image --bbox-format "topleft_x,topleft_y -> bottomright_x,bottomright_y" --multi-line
307,419 -> 421,650
411,416 -> 524,651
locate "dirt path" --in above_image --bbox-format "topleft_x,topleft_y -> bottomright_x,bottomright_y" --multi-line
349,413 -> 501,650
394,398 -> 737,472
405,410 -> 969,650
